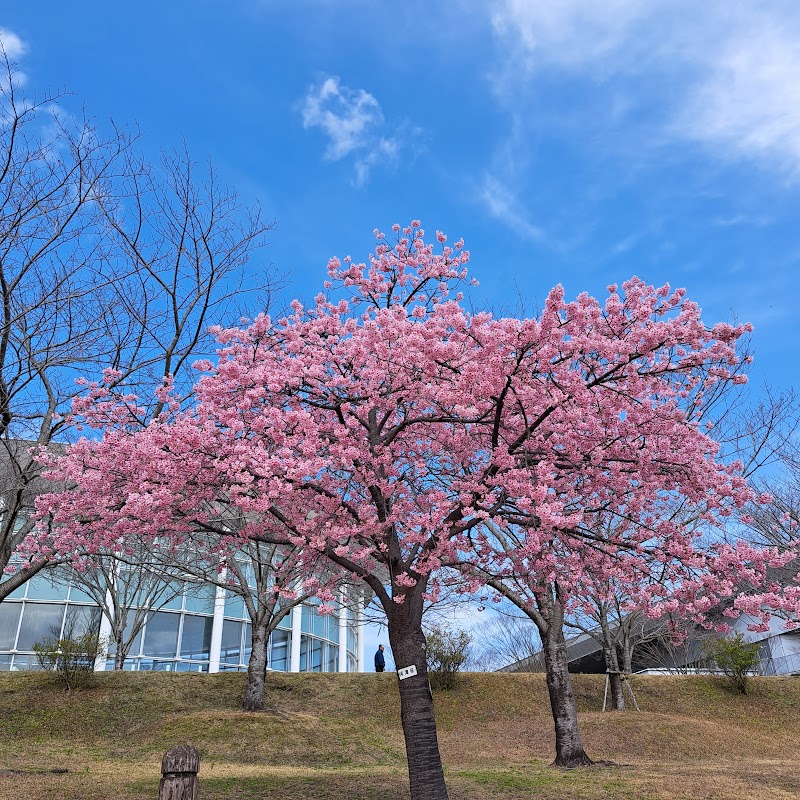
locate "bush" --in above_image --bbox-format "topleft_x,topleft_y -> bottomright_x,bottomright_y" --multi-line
33,631 -> 105,690
703,632 -> 762,694
425,625 -> 471,691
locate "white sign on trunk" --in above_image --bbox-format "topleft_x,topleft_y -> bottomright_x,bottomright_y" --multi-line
397,665 -> 418,680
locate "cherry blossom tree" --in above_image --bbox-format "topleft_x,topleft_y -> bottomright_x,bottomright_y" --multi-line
39,223 -> 783,798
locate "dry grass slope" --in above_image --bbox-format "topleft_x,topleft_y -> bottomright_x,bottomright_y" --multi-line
1,671 -> 798,799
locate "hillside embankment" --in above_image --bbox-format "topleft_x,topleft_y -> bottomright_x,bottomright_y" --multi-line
1,671 -> 798,799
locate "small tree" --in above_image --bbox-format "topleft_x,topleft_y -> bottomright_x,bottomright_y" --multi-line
704,633 -> 762,694
33,611 -> 106,691
425,625 -> 471,690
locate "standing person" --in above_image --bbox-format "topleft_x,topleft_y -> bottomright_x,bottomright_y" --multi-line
374,644 -> 386,672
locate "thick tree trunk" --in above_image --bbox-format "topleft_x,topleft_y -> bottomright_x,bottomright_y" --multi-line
0,559 -> 46,603
387,619 -> 449,800
542,625 -> 593,767
242,623 -> 269,712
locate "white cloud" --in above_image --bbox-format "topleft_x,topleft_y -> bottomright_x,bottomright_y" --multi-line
491,0 -> 649,76
301,76 -> 384,161
489,0 -> 800,174
0,28 -> 26,61
299,76 -> 418,185
677,21 -> 800,175
0,28 -> 28,89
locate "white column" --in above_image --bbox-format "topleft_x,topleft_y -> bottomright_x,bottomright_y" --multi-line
94,593 -> 115,672
290,603 -> 303,672
207,584 -> 226,674
356,593 -> 365,673
338,591 -> 348,673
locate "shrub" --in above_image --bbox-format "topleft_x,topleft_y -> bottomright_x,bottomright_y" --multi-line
703,632 -> 762,694
425,625 -> 471,691
33,631 -> 105,690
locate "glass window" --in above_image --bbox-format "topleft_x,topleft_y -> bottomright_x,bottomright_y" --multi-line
67,584 -> 97,603
220,620 -> 243,664
180,615 -> 212,660
12,653 -> 43,670
326,643 -> 339,673
25,575 -> 69,602
184,585 -> 216,615
244,561 -> 255,588
347,625 -> 357,654
301,605 -> 314,635
242,623 -> 252,663
158,582 -> 185,611
62,606 -> 101,638
0,604 -> 22,650
224,592 -> 245,620
107,612 -> 144,657
310,638 -> 323,672
276,610 -> 293,630
6,581 -> 26,600
347,652 -> 358,673
300,634 -> 309,672
0,603 -> 22,652
176,661 -> 208,673
269,629 -> 290,672
0,654 -> 13,670
325,613 -> 339,643
16,603 -> 66,650
143,612 -> 180,658
313,609 -> 326,639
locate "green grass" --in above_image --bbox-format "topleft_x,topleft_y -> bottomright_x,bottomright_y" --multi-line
1,671 -> 799,799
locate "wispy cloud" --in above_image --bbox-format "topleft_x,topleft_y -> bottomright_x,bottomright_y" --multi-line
299,75 -> 421,186
489,0 -> 800,175
676,19 -> 800,176
480,174 -> 545,242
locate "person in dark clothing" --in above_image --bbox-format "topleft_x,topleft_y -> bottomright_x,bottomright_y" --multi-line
374,644 -> 386,672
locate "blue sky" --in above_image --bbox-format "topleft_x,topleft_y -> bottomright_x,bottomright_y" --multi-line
3,2 -> 799,394
4,0 -> 800,666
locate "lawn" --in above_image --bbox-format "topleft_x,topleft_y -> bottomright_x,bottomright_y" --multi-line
1,671 -> 798,799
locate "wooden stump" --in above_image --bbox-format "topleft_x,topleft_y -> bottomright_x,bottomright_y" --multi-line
158,744 -> 200,800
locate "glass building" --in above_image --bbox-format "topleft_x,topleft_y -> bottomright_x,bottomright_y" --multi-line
0,572 -> 365,673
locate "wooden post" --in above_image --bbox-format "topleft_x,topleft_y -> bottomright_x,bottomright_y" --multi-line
159,744 -> 200,800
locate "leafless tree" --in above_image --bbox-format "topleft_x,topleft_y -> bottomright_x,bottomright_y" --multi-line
470,613 -> 542,672
170,535 -> 328,712
0,41 -> 278,601
54,547 -> 185,670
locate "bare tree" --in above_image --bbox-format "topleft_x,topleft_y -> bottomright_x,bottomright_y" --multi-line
54,547 -> 186,670
471,613 -> 542,672
0,40 -> 277,601
174,535 -> 330,712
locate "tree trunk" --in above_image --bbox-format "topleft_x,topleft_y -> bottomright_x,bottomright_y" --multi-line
0,560 -> 47,603
387,618 -> 449,800
113,631 -> 127,670
542,624 -> 593,767
599,616 -> 625,711
242,623 -> 269,712
619,640 -> 633,675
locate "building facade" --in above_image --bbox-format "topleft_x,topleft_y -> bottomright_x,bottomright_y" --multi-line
0,571 -> 365,673
499,613 -> 800,676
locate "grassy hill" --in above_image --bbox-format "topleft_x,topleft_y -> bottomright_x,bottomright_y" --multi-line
1,671 -> 799,799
